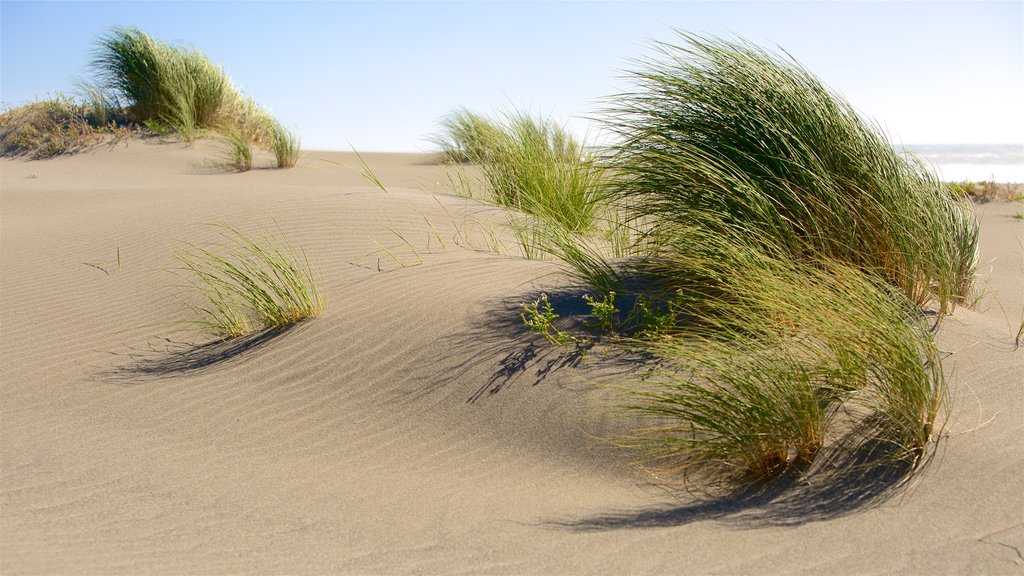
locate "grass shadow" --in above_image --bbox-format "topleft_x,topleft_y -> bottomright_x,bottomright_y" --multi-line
551,434 -> 932,530
102,324 -> 296,384
411,286 -> 652,405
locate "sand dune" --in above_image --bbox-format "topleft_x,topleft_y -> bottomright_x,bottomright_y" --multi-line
2,140 -> 1021,574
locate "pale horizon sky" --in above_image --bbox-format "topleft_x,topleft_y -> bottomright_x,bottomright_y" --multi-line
2,1 -> 1022,152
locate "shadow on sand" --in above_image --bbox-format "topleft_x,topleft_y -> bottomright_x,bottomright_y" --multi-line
454,287 -> 940,529
101,325 -> 296,384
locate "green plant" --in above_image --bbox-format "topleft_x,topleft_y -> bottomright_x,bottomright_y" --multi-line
626,295 -> 675,339
176,225 -> 324,340
435,109 -> 609,233
583,291 -> 617,332
91,27 -> 230,134
432,107 -> 505,163
624,244 -> 946,483
604,33 -> 978,314
522,293 -> 574,346
267,119 -> 300,168
218,125 -> 253,171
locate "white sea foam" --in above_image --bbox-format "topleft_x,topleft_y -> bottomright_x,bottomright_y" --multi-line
901,144 -> 1024,182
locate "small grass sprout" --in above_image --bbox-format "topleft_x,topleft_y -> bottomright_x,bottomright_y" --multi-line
177,225 -> 324,340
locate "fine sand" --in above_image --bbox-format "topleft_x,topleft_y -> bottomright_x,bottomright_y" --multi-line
2,139 -> 1022,574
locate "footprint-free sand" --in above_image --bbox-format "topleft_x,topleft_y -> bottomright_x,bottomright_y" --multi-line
2,139 -> 1021,573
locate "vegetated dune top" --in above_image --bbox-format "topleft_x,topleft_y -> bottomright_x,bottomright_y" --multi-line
1,139 -> 1021,574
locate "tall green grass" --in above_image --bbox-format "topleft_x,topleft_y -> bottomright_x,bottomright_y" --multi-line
88,27 -> 299,166
622,234 -> 945,482
604,33 -> 978,314
435,109 -> 609,234
496,33 -> 973,488
266,118 -> 301,168
91,27 -> 231,138
217,125 -> 253,172
177,225 -> 324,340
433,107 -> 505,164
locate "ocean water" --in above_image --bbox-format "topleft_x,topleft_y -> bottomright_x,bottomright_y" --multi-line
901,144 -> 1024,183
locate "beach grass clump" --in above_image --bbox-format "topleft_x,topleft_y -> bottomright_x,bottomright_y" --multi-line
604,33 -> 978,313
495,33 -> 968,489
624,238 -> 946,482
90,27 -> 232,137
87,27 -> 300,164
217,125 -> 253,172
435,109 -> 609,233
433,107 -> 505,164
266,118 -> 301,168
177,225 -> 324,340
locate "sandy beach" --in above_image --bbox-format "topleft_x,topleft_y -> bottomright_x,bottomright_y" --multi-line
1,139 -> 1022,574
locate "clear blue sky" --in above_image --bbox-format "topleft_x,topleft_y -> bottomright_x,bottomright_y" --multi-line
2,1 -> 1021,151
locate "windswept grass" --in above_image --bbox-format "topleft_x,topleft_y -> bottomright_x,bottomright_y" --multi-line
604,33 -> 978,314
435,109 -> 609,234
623,237 -> 945,482
432,107 -> 505,164
495,33 -> 971,490
217,126 -> 253,172
266,119 -> 301,168
176,225 -> 324,340
91,27 -> 230,137
87,27 -> 299,165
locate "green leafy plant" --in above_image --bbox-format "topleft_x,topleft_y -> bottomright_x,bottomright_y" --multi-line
521,293 -> 576,346
583,291 -> 617,333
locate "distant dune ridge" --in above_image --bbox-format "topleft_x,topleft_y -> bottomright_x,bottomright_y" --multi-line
1,142 -> 1021,573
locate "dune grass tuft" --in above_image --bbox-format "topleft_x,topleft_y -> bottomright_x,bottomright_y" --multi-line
177,225 -> 324,340
86,27 -> 299,166
490,33 -> 972,489
90,27 -> 231,137
604,33 -> 978,314
266,119 -> 301,168
217,126 -> 253,172
432,107 -> 505,164
435,109 -> 610,234
622,236 -> 945,482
